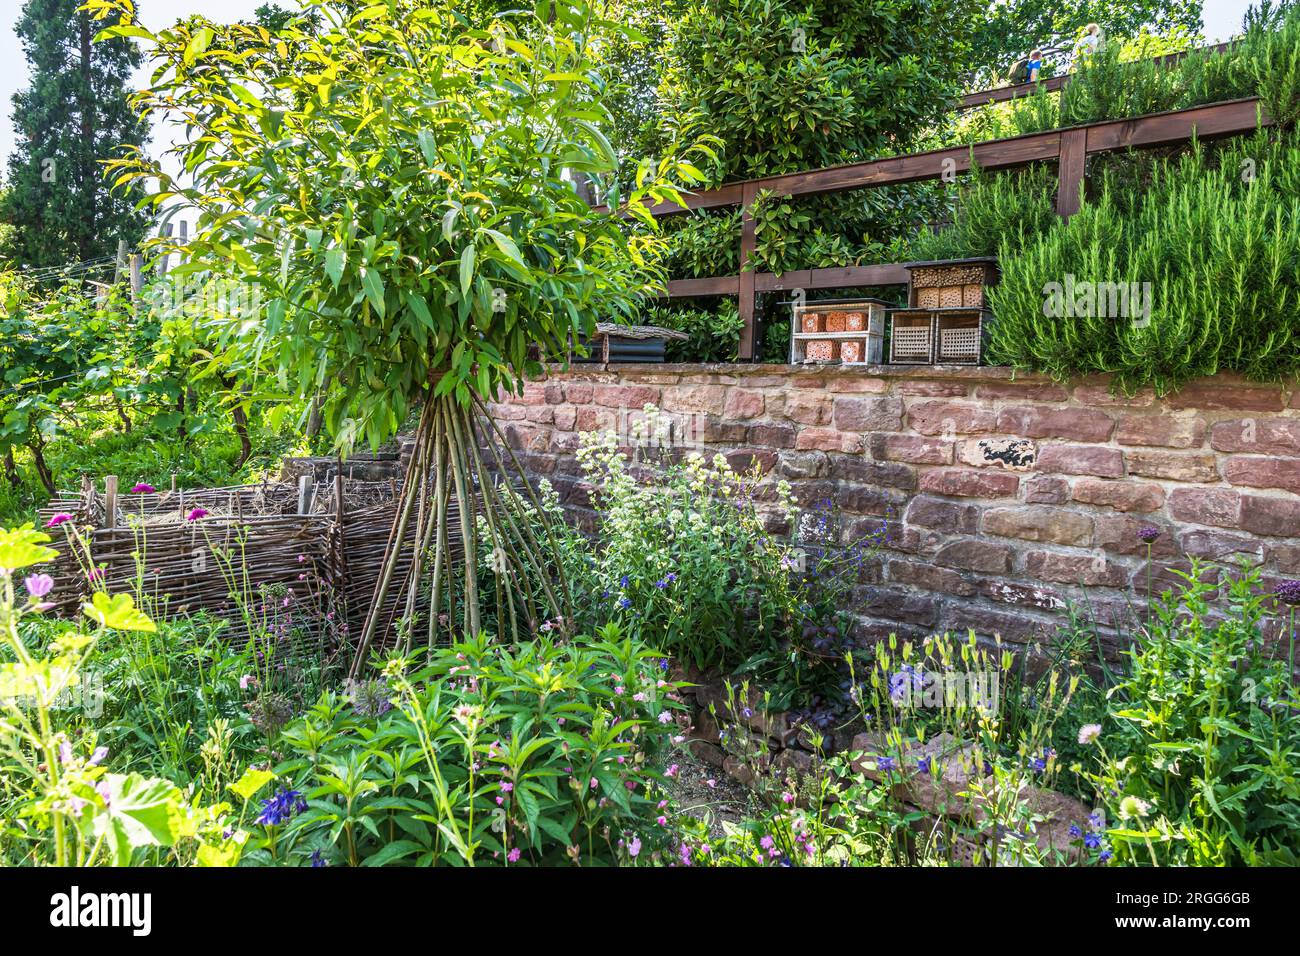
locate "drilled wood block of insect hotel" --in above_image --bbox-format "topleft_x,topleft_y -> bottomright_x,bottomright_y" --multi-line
802,312 -> 824,333
906,257 -> 998,312
845,311 -> 867,331
824,311 -> 848,332
839,340 -> 863,363
805,339 -> 838,362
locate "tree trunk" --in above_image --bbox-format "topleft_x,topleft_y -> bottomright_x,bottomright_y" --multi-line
78,11 -> 94,262
220,375 -> 253,468
28,440 -> 56,496
3,448 -> 20,488
115,397 -> 132,433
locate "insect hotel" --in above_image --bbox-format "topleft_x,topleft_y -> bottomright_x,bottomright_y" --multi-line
790,298 -> 891,365
886,257 -> 998,365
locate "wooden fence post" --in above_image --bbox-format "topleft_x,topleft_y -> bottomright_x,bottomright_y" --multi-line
738,182 -> 759,361
129,254 -> 143,302
298,474 -> 313,515
1056,128 -> 1087,219
104,475 -> 118,529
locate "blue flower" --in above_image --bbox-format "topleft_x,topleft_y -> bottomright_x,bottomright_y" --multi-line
310,848 -> 327,867
619,574 -> 629,588
257,787 -> 307,826
655,579 -> 667,589
666,572 -> 677,583
1068,824 -> 1082,839
916,756 -> 931,774
877,756 -> 895,772
618,597 -> 632,610
1098,849 -> 1113,863
1084,832 -> 1102,849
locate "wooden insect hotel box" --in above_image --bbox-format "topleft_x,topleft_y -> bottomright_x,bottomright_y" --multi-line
790,298 -> 891,365
885,257 -> 997,365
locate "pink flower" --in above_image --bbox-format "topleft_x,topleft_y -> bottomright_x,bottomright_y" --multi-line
706,779 -> 716,789
628,836 -> 642,858
656,815 -> 667,826
186,507 -> 209,522
665,764 -> 679,778
782,792 -> 794,804
89,746 -> 108,765
500,782 -> 513,793
45,513 -> 72,528
507,848 -> 521,863
657,711 -> 671,724
131,483 -> 156,494
239,674 -> 256,690
87,568 -> 104,583
24,573 -> 53,598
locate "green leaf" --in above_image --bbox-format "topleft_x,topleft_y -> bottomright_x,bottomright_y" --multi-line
91,773 -> 186,866
459,244 -> 477,297
83,592 -> 157,633
0,525 -> 57,571
361,268 -> 386,317
325,248 -> 346,288
229,767 -> 276,802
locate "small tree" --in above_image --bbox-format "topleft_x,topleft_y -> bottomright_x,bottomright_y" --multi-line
98,0 -> 706,669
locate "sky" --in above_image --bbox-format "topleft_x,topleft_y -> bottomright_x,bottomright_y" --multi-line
0,0 -> 1265,189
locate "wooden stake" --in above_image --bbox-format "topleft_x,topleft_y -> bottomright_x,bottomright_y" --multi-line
104,475 -> 119,529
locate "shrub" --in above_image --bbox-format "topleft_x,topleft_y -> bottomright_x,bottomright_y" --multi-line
574,419 -> 797,671
248,625 -> 685,866
986,130 -> 1300,394
1087,563 -> 1300,866
640,300 -> 744,363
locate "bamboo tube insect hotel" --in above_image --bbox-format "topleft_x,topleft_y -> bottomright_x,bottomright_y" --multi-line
790,298 -> 890,365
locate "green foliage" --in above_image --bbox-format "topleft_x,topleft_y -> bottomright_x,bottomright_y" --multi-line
640,300 -> 743,363
250,625 -> 684,866
965,0 -> 1203,86
0,0 -> 149,268
987,131 -> 1300,394
907,164 -> 1058,262
574,419 -> 797,671
102,0 -> 705,451
1089,563 -> 1300,866
0,525 -> 243,866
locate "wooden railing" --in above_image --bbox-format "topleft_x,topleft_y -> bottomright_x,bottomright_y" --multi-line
634,98 -> 1267,359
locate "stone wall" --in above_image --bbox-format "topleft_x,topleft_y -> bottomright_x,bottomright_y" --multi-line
490,363 -> 1300,657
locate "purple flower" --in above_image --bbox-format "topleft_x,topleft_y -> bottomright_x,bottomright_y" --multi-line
131,483 -> 156,494
256,787 -> 307,826
186,507 -> 210,522
310,849 -> 327,867
618,597 -> 632,610
45,513 -> 73,528
1277,580 -> 1300,607
916,756 -> 931,774
877,756 -> 895,772
628,836 -> 642,858
24,573 -> 53,598
1137,526 -> 1161,543
89,746 -> 108,765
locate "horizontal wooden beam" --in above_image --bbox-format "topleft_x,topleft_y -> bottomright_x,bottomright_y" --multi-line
639,97 -> 1266,216
656,263 -> 912,299
662,276 -> 740,297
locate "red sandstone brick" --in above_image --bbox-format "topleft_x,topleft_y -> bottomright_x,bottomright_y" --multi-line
1071,478 -> 1165,513
934,539 -> 1015,573
1024,476 -> 1071,504
1096,515 -> 1177,556
564,383 -> 593,404
661,384 -> 725,415
1178,529 -> 1263,562
940,604 -> 1049,644
746,423 -> 797,449
919,469 -> 1020,498
975,383 -> 1069,402
888,559 -> 976,597
1223,456 -> 1300,494
1025,551 -> 1128,587
781,392 -> 830,425
980,579 -> 1065,611
724,449 -> 777,475
1072,384 -> 1155,407
1240,494 -> 1300,537
833,397 -> 905,432
871,434 -> 953,465
1115,414 -> 1207,449
1270,543 -> 1300,573
1037,445 -> 1125,478
1167,487 -> 1241,528
1167,382 -> 1286,411
796,427 -> 861,453
1125,450 -> 1219,483
899,381 -> 969,397
982,506 -> 1094,546
1210,418 -> 1300,456
722,389 -> 765,420
903,495 -> 980,534
554,406 -> 577,431
997,406 -> 1114,443
907,402 -> 997,436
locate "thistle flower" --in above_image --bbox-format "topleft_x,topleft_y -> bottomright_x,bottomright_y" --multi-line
131,483 -> 156,494
186,507 -> 210,522
1277,580 -> 1300,607
45,513 -> 72,528
1137,526 -> 1161,543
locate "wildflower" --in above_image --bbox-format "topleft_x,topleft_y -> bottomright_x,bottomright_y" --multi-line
500,782 -> 514,793
89,746 -> 108,765
1137,526 -> 1161,543
877,756 -> 895,772
240,674 -> 256,690
619,574 -> 629,588
256,787 -> 307,826
1118,795 -> 1150,820
45,513 -> 73,528
1098,849 -> 1113,863
1083,832 -> 1102,849
760,835 -> 774,850
656,815 -> 667,826
87,568 -> 104,583
310,849 -> 327,867
1077,723 -> 1102,745
628,836 -> 642,858
1277,580 -> 1300,607
186,507 -> 210,522
666,573 -> 677,583
24,573 -> 53,598
655,579 -> 667,589
59,740 -> 73,765
916,756 -> 931,774
130,483 -> 156,494
507,847 -> 521,863
618,597 -> 632,610
1068,824 -> 1082,839
665,764 -> 679,778
706,779 -> 717,789
782,792 -> 794,804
